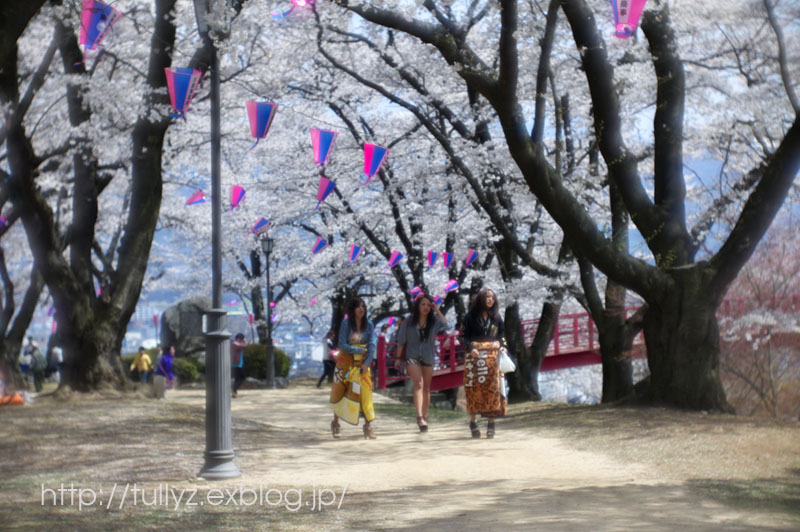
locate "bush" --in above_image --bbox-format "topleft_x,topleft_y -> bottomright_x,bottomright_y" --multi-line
243,344 -> 290,379
173,357 -> 199,384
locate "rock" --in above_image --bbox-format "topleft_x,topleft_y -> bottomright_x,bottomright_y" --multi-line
161,296 -> 212,361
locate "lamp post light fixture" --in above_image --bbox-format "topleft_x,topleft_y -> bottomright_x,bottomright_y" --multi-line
260,236 -> 275,389
195,0 -> 240,481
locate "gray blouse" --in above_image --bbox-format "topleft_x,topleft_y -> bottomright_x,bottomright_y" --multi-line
397,315 -> 449,366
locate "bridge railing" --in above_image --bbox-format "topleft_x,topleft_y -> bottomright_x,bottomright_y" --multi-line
376,334 -> 466,390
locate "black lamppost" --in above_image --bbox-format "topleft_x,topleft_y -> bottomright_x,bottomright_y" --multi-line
194,0 -> 240,480
260,236 -> 275,389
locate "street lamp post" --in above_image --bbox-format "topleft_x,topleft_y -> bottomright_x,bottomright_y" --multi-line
194,0 -> 240,480
260,236 -> 275,389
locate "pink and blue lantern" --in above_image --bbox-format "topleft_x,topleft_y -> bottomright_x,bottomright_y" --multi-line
387,317 -> 396,327
442,252 -> 453,269
610,0 -> 647,39
386,250 -> 404,270
444,279 -> 459,293
408,286 -> 422,296
251,217 -> 270,235
427,250 -> 438,268
310,128 -> 339,166
433,295 -> 443,306
246,101 -> 279,148
185,188 -> 205,205
0,216 -> 7,227
312,236 -> 328,255
164,67 -> 202,118
362,143 -> 390,185
271,312 -> 280,323
316,176 -> 336,209
79,0 -> 122,52
464,248 -> 479,266
310,297 -> 318,307
270,302 -> 276,309
248,313 -> 254,325
230,185 -> 246,212
271,0 -> 314,19
349,244 -> 362,263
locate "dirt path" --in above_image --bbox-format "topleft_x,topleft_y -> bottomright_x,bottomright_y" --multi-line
168,385 -> 798,531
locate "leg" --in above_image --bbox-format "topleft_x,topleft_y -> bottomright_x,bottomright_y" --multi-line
406,363 -> 427,431
486,417 -> 496,439
469,412 -> 480,438
405,363 -> 424,419
421,365 -> 434,420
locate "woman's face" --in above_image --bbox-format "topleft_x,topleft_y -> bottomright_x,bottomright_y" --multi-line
419,298 -> 432,315
354,303 -> 366,319
484,291 -> 495,309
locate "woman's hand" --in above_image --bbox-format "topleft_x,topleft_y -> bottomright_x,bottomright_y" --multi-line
360,364 -> 369,375
470,349 -> 479,358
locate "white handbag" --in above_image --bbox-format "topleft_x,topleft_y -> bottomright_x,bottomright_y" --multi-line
498,348 -> 516,373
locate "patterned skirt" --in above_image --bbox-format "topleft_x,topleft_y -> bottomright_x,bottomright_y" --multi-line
329,349 -> 375,425
463,341 -> 507,417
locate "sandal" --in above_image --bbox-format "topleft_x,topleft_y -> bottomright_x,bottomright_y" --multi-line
469,421 -> 480,439
363,422 -> 377,440
486,421 -> 495,439
417,416 -> 429,433
331,419 -> 341,439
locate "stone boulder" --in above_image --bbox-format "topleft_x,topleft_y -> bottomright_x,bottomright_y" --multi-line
161,296 -> 212,362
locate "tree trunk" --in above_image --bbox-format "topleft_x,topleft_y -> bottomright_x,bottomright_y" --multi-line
641,270 -> 732,412
523,301 -> 560,401
596,309 -> 633,402
504,302 -> 539,401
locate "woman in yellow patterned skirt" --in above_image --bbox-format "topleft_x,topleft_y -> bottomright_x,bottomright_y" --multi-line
330,297 -> 378,439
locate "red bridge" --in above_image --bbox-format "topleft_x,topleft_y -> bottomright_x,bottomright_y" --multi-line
374,311 -> 618,393
373,295 -> 800,393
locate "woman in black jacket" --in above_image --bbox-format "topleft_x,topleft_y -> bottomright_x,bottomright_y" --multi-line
462,288 -> 507,439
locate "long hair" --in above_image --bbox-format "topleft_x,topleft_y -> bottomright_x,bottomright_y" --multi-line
468,288 -> 499,319
410,294 -> 435,339
345,297 -> 368,332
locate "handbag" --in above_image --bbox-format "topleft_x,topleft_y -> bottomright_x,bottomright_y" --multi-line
498,348 -> 516,373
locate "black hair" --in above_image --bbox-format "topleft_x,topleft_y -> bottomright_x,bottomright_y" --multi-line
235,333 -> 245,340
468,288 -> 500,319
411,294 -> 435,339
345,297 -> 368,332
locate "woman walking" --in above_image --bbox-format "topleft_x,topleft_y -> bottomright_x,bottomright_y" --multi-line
463,288 -> 507,439
396,294 -> 449,432
330,297 -> 378,439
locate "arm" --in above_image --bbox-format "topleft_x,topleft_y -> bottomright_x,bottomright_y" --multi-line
362,321 -> 378,367
337,319 -> 360,355
463,313 -> 476,353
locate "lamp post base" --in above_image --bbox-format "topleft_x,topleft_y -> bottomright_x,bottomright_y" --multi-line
198,307 -> 241,480
199,450 -> 241,480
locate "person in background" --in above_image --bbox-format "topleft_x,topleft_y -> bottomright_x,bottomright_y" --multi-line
153,345 -> 175,399
29,340 -> 47,393
317,330 -> 336,388
395,295 -> 449,432
19,337 -> 35,386
130,346 -> 153,384
48,345 -> 64,383
230,333 -> 247,398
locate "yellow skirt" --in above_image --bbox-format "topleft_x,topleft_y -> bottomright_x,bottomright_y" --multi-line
329,351 -> 374,425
